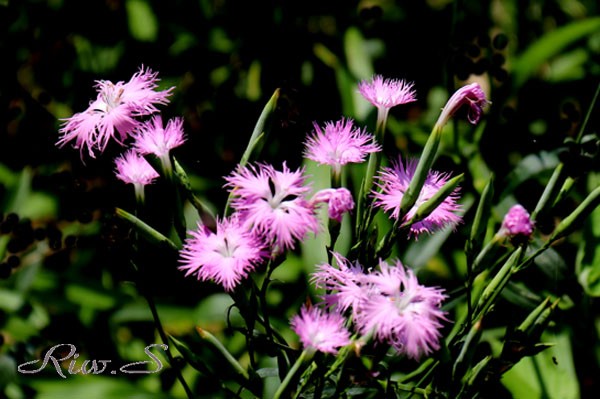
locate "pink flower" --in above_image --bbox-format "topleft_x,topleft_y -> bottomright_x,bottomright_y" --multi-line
291,305 -> 352,354
310,188 -> 355,222
311,252 -> 368,312
372,157 -> 462,238
354,260 -> 447,360
133,115 -> 186,159
57,66 -> 174,158
501,204 -> 534,242
224,163 -> 319,252
310,254 -> 447,360
357,75 -> 417,111
178,215 -> 268,291
114,150 -> 159,186
435,83 -> 489,127
304,118 -> 380,175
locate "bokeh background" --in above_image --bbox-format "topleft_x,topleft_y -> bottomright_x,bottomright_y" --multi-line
1,0 -> 599,398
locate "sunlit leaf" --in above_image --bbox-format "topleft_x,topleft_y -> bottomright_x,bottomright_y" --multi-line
125,0 -> 158,42
576,174 -> 600,296
512,16 -> 600,88
502,330 -> 579,399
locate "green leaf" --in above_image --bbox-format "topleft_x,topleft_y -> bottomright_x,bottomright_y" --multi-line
193,293 -> 235,325
466,174 -> 494,260
30,376 -> 171,399
512,16 -> 600,88
547,48 -> 588,82
169,335 -> 214,375
72,35 -> 125,74
0,355 -> 17,388
300,159 -> 331,271
125,0 -> 158,42
238,88 -> 279,168
344,26 -> 378,120
0,289 -> 24,312
313,43 -> 356,118
66,284 -> 117,310
502,330 -> 579,399
499,151 -> 559,198
576,176 -> 600,296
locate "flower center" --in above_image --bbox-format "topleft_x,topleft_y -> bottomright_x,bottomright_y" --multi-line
100,84 -> 124,111
218,237 -> 235,258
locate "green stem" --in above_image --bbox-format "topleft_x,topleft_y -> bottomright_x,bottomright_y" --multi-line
115,207 -> 180,250
273,350 -> 311,399
357,107 -> 387,232
400,125 -> 443,215
132,261 -> 194,399
196,327 -> 250,381
576,81 -> 600,144
258,264 -> 276,343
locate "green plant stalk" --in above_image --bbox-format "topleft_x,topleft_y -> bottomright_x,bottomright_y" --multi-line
115,207 -> 180,250
517,297 -> 551,334
393,383 -> 432,396
225,88 -> 280,214
518,297 -> 559,341
273,350 -> 311,399
356,109 -> 387,234
552,176 -> 576,208
464,175 -> 494,329
293,360 -> 319,399
146,296 -> 194,399
528,299 -> 560,341
452,318 -> 483,380
457,356 -> 492,399
472,247 -> 523,320
397,358 -> 436,384
471,233 -> 505,275
228,281 -> 259,370
576,81 -> 600,144
257,260 -> 278,343
173,158 -> 217,226
549,184 -> 600,242
323,343 -> 354,380
531,163 -> 565,221
196,326 -> 251,382
129,261 -> 194,399
466,174 -> 495,261
400,125 -> 443,215
403,173 -> 464,228
143,153 -> 187,240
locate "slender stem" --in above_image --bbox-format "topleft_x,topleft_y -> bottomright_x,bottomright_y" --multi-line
576,81 -> 600,143
357,107 -> 387,232
273,350 -> 310,399
465,254 -> 473,331
137,264 -> 194,399
196,327 -> 250,381
259,256 -> 285,342
229,286 -> 259,370
258,268 -> 275,342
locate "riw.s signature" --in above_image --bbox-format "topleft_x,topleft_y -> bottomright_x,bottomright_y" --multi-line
17,343 -> 167,378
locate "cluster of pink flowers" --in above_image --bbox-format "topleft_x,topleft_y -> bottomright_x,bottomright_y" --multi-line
57,66 -> 186,193
288,76 -> 489,359
179,163 -> 357,291
300,253 -> 447,360
59,68 -> 491,361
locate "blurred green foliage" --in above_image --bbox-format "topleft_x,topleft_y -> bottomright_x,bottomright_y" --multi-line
1,0 -> 600,398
